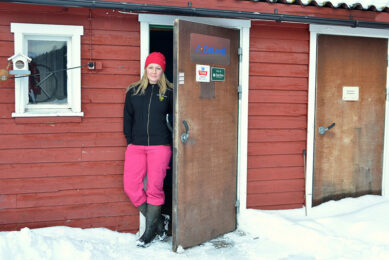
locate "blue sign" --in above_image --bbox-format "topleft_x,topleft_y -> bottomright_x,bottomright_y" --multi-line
190,33 -> 230,65
195,44 -> 226,56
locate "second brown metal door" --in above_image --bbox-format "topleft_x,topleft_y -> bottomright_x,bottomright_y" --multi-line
313,35 -> 387,206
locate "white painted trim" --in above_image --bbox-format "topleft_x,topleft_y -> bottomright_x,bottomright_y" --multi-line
11,23 -> 83,36
237,27 -> 250,226
12,111 -> 84,117
307,24 -> 389,213
139,14 -> 250,29
138,22 -> 150,235
310,24 -> 389,38
10,23 -> 83,117
139,14 -> 251,229
306,31 -> 318,215
140,22 -> 150,79
70,31 -> 82,113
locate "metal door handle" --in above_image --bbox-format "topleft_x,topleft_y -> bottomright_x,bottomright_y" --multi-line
181,120 -> 189,143
319,122 -> 335,135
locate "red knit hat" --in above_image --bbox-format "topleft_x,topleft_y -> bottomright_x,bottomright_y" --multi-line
144,52 -> 166,72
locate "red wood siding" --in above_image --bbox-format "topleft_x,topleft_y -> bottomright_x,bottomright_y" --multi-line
0,3 -> 139,232
247,21 -> 308,210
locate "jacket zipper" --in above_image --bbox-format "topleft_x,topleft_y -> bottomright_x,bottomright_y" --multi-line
147,85 -> 154,146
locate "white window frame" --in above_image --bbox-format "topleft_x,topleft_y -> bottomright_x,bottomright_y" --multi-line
306,24 -> 389,215
11,23 -> 84,117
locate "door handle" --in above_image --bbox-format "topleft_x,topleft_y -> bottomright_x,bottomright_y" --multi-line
318,122 -> 335,135
181,120 -> 189,143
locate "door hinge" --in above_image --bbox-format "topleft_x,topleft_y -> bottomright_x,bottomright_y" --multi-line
237,85 -> 242,94
386,88 -> 389,100
235,200 -> 240,208
238,47 -> 243,62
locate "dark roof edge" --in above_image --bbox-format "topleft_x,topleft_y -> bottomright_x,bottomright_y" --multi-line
1,0 -> 389,29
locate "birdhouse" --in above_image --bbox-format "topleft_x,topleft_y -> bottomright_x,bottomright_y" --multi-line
8,53 -> 32,75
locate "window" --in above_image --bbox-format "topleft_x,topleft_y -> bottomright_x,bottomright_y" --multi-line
11,23 -> 84,117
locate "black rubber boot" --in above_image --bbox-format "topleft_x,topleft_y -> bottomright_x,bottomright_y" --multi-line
136,204 -> 161,247
156,214 -> 170,241
137,202 -> 147,217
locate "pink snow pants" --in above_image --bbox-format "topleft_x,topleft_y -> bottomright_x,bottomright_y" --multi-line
123,144 -> 171,207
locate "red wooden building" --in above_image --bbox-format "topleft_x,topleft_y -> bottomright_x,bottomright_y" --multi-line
1,0 -> 389,250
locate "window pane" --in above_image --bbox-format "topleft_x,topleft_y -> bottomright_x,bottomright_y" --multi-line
28,40 -> 67,104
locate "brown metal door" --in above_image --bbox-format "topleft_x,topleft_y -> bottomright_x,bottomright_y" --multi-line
313,35 -> 387,206
172,20 -> 239,251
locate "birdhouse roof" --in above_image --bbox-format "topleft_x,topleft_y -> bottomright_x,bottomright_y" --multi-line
8,53 -> 32,62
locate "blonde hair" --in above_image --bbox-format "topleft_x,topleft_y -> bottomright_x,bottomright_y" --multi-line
126,72 -> 173,96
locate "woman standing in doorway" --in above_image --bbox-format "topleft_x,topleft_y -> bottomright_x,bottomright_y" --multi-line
123,52 -> 173,247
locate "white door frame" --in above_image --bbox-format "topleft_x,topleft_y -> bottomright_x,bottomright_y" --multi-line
138,14 -> 251,229
306,24 -> 389,214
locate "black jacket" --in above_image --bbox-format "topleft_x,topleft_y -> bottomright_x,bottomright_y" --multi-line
123,84 -> 173,145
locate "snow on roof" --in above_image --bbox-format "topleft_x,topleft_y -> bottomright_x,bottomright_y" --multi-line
244,0 -> 389,12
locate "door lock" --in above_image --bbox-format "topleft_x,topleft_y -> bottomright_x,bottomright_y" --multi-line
318,122 -> 335,135
181,120 -> 189,143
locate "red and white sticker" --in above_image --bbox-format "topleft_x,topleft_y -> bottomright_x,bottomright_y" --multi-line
196,64 -> 210,82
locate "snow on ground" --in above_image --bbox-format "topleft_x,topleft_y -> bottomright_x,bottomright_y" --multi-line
1,195 -> 389,260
